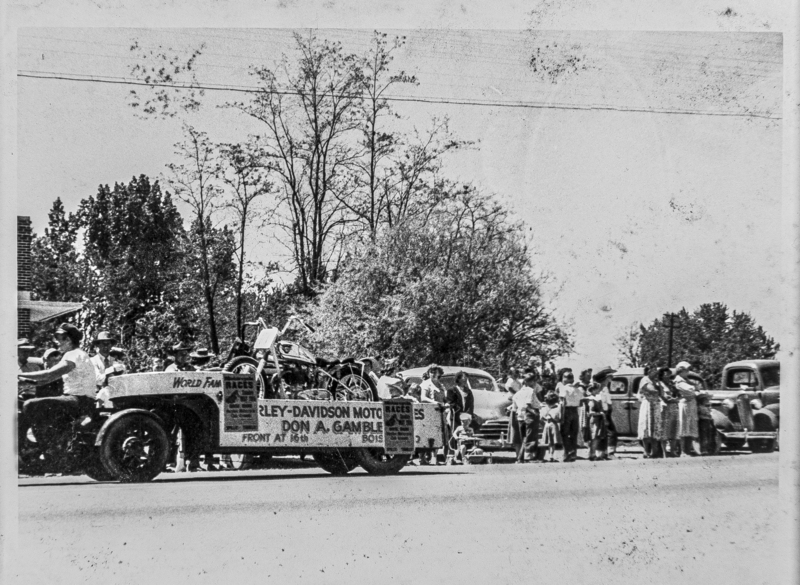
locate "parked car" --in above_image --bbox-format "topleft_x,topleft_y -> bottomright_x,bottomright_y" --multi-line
706,360 -> 780,452
398,366 -> 513,449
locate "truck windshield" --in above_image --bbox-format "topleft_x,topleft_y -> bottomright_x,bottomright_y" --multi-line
761,365 -> 780,388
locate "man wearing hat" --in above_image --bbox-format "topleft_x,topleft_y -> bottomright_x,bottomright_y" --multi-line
17,338 -> 42,374
592,367 -> 618,459
189,348 -> 215,370
165,342 -> 194,372
91,331 -> 121,389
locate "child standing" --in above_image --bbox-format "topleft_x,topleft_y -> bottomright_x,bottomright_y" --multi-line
540,391 -> 563,462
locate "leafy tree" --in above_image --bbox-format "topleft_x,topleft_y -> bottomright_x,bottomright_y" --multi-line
630,303 -> 779,386
30,198 -> 85,302
182,217 -> 237,351
77,175 -> 188,349
309,186 -> 572,370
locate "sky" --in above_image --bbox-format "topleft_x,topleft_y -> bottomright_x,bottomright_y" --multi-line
15,27 -> 783,368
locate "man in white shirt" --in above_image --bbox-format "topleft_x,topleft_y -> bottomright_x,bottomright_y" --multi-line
558,369 -> 584,462
90,331 -> 119,389
19,323 -> 97,450
511,373 -> 542,463
504,367 -> 522,394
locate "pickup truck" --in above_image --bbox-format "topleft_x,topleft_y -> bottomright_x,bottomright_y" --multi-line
706,360 -> 780,452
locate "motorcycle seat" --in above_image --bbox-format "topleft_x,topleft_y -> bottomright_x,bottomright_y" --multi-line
316,357 -> 341,368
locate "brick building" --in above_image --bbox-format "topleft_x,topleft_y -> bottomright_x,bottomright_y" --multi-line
17,215 -> 82,338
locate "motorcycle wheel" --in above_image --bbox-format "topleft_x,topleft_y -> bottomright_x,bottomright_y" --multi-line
334,367 -> 378,402
354,448 -> 410,475
313,450 -> 359,475
223,356 -> 272,398
99,414 -> 170,483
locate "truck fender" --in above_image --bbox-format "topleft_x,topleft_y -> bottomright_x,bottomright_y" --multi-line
94,408 -> 167,447
752,408 -> 777,432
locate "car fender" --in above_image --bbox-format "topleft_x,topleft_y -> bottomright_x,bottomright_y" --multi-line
752,407 -> 777,432
94,408 -> 167,447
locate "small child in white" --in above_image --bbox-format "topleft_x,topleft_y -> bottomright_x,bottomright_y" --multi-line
451,413 -> 479,464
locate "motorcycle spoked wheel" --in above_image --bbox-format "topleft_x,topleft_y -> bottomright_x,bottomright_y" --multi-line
223,356 -> 274,398
333,367 -> 377,402
99,414 -> 170,483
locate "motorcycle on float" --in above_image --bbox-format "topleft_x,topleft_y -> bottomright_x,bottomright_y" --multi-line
222,315 -> 378,402
17,382 -> 113,480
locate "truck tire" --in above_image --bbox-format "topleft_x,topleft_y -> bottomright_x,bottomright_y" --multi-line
223,356 -> 272,398
313,450 -> 359,475
354,448 -> 410,475
99,413 -> 170,483
83,451 -> 115,481
748,439 -> 775,453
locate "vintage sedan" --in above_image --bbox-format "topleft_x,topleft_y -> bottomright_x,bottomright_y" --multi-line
398,366 -> 513,449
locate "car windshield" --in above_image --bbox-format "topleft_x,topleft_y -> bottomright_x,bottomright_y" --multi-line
761,365 -> 780,388
468,375 -> 495,392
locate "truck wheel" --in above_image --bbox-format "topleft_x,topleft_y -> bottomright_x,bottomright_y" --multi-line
748,439 -> 775,453
223,356 -> 272,398
355,448 -> 410,475
83,451 -> 115,482
100,414 -> 170,483
313,450 -> 359,475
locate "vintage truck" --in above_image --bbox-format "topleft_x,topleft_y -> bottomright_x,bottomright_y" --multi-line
91,371 -> 445,482
705,359 -> 780,452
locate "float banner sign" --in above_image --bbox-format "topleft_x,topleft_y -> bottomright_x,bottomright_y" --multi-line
383,400 -> 416,455
223,374 -> 258,432
243,400 -> 386,448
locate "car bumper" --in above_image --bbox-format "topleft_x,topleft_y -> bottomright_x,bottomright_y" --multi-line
720,431 -> 777,440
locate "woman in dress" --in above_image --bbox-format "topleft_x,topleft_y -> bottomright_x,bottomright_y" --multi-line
655,367 -> 679,458
540,390 -> 562,462
674,361 -> 700,456
584,382 -> 608,461
637,365 -> 663,458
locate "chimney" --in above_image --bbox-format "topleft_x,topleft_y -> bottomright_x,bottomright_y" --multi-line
18,216 -> 32,337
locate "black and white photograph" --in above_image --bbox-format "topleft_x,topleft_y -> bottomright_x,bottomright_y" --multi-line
2,1 -> 798,584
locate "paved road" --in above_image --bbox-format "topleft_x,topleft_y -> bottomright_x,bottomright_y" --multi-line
13,451 -> 779,585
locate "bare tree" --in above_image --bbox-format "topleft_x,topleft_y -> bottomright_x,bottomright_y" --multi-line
166,124 -> 224,353
216,141 -> 275,336
234,33 -> 365,297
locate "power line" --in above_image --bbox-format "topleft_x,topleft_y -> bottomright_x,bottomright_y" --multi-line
16,69 -> 781,120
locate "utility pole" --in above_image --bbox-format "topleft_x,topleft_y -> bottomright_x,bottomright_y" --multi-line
661,313 -> 682,367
